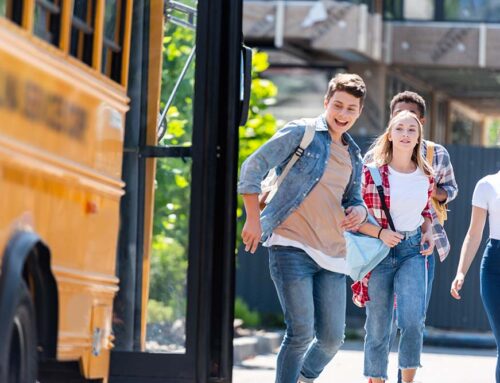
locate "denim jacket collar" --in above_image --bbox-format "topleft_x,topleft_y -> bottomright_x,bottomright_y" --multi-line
319,113 -> 361,154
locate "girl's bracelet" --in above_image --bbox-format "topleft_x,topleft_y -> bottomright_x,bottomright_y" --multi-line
377,227 -> 384,239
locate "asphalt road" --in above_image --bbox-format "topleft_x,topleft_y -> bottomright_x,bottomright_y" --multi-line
233,341 -> 497,383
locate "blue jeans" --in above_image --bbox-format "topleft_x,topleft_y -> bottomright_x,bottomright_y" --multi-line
364,231 -> 427,380
268,245 -> 346,383
480,239 -> 500,383
395,253 -> 434,382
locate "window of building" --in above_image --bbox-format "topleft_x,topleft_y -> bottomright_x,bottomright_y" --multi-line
404,0 -> 434,20
450,109 -> 475,144
444,0 -> 500,22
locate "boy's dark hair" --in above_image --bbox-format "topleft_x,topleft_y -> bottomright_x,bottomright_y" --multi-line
324,73 -> 366,106
390,91 -> 426,118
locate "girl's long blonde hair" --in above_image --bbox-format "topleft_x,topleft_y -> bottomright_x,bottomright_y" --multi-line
369,110 -> 434,177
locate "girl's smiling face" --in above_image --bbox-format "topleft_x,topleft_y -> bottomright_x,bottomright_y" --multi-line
389,114 -> 421,152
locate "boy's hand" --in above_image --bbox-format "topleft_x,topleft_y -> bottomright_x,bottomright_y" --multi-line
241,217 -> 262,254
341,206 -> 367,231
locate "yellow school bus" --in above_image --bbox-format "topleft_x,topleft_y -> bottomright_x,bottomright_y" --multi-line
0,0 -> 247,382
0,0 -> 136,381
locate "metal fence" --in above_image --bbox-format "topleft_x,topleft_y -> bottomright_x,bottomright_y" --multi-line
236,139 -> 500,331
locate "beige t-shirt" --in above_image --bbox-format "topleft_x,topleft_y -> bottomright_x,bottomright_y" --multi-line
273,140 -> 352,258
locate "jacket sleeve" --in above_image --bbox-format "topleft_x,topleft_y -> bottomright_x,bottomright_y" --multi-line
237,121 -> 305,195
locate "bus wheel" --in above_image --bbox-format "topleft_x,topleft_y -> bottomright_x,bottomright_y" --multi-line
6,281 -> 38,383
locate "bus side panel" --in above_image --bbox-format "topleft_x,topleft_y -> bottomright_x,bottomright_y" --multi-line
0,20 -> 128,380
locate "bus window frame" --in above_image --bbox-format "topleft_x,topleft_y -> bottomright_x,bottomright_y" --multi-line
1,0 -> 132,87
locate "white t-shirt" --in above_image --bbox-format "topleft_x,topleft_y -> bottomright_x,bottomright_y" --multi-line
388,166 -> 430,231
472,171 -> 500,240
264,234 -> 349,274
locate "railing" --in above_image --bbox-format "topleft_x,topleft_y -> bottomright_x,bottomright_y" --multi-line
244,0 -> 379,14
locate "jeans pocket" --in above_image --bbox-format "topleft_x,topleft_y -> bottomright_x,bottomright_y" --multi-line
407,233 -> 422,249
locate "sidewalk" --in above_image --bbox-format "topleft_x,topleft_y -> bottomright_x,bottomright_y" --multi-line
233,340 -> 497,383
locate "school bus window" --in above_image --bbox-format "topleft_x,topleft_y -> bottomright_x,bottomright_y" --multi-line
102,0 -> 124,82
70,0 -> 95,67
0,0 -> 23,25
0,0 -> 6,17
33,0 -> 61,46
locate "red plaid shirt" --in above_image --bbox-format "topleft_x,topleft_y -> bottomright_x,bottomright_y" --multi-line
351,164 -> 434,307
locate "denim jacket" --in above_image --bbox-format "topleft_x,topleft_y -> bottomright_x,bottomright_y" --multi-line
238,114 -> 365,241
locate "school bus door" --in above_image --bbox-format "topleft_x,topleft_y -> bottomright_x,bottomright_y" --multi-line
108,0 -> 247,382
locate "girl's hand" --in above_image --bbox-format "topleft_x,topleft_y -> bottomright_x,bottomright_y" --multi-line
241,217 -> 262,254
379,229 -> 403,247
420,230 -> 434,256
341,205 -> 367,231
450,273 -> 465,300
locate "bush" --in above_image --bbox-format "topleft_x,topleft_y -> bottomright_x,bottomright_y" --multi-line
234,297 -> 261,328
148,299 -> 174,324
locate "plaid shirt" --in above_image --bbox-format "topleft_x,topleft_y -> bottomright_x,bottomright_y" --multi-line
422,141 -> 458,262
361,164 -> 433,228
351,164 -> 434,307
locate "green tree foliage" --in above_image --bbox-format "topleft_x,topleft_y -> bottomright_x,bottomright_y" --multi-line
147,21 -> 278,327
487,119 -> 500,147
237,51 -> 278,241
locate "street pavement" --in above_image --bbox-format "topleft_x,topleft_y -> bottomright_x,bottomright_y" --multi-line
233,340 -> 497,383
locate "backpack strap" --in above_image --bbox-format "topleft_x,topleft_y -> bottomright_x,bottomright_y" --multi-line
275,120 -> 316,187
366,166 -> 396,231
426,141 -> 435,165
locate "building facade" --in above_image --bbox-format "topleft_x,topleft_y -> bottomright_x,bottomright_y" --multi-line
243,0 -> 500,146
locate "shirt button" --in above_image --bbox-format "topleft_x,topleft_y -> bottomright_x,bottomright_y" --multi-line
315,178 -> 319,181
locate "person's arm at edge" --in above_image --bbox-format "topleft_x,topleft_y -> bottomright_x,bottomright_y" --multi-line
450,206 -> 487,299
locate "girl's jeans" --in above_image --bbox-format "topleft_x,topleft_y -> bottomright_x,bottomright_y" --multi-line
480,238 -> 500,383
268,245 -> 346,383
364,231 -> 427,380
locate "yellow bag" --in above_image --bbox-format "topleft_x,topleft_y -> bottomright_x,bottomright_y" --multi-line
426,141 -> 447,225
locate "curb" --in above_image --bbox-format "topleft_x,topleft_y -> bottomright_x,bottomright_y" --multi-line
424,328 -> 496,349
233,331 -> 284,365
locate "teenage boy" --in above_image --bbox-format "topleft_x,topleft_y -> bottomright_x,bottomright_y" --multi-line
238,73 -> 368,383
